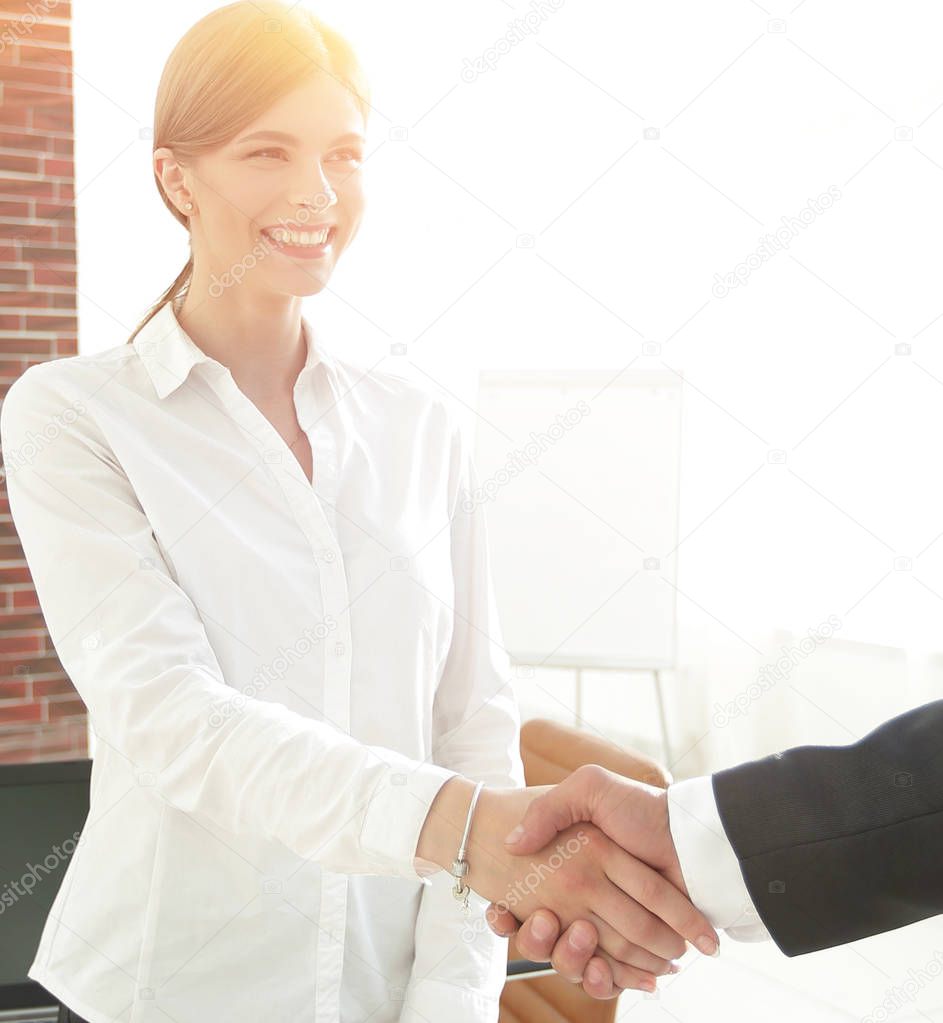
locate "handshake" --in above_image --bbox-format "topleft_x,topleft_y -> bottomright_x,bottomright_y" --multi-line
417,765 -> 720,1001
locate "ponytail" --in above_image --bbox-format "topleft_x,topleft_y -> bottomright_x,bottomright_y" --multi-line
126,255 -> 192,345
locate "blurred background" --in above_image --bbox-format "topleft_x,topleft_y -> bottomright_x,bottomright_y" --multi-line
3,0 -> 943,1020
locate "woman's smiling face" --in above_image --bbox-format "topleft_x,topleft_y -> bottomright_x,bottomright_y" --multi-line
182,72 -> 366,298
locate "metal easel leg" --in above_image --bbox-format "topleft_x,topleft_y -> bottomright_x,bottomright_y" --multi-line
574,666 -> 583,726
653,668 -> 672,769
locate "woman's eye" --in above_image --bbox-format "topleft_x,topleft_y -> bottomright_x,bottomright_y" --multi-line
246,147 -> 361,163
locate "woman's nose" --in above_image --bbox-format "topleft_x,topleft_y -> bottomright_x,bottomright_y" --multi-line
292,164 -> 337,212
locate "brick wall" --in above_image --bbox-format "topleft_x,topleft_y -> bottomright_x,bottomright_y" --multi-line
0,0 -> 87,763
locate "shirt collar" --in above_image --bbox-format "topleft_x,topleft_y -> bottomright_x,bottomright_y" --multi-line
132,298 -> 337,400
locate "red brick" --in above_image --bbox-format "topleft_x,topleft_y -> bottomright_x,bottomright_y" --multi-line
33,265 -> 73,287
35,201 -> 74,222
0,633 -> 42,654
43,157 -> 72,177
0,747 -> 37,763
31,101 -> 72,132
19,244 -> 74,263
5,85 -> 71,108
11,589 -> 39,611
31,677 -> 73,698
0,566 -> 31,585
0,679 -> 28,699
0,152 -> 41,174
0,177 -> 54,198
0,700 -> 42,724
0,538 -> 25,563
25,312 -> 74,331
0,106 -> 29,128
19,45 -> 72,68
46,694 -> 85,719
0,289 -> 51,306
0,655 -> 60,677
0,133 -> 53,153
0,612 -> 45,630
0,200 -> 29,216
0,22 -> 70,48
0,335 -> 54,352
2,66 -> 70,90
1,222 -> 56,244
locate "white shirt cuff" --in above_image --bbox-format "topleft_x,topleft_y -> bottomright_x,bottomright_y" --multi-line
359,760 -> 458,881
667,775 -> 771,940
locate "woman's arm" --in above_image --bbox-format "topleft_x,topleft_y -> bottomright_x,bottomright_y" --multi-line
0,364 -> 460,880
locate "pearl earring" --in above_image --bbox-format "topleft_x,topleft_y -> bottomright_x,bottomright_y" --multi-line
185,201 -> 193,210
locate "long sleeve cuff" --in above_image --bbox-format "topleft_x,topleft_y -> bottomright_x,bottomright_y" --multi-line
667,775 -> 772,941
360,759 -> 459,881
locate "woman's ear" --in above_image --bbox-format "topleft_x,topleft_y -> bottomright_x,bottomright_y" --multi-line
153,147 -> 191,215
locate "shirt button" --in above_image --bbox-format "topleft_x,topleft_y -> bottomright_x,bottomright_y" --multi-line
320,548 -> 336,563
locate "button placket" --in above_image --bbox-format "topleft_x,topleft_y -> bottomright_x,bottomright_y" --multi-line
206,366 -> 352,1023
295,369 -> 352,1023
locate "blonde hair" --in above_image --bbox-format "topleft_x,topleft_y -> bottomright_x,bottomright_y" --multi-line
127,0 -> 370,344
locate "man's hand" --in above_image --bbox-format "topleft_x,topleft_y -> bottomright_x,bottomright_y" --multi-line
484,765 -> 720,998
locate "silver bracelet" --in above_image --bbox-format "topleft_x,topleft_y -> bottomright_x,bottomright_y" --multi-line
450,780 -> 485,915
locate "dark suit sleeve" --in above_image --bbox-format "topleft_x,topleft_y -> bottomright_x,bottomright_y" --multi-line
711,699 -> 943,956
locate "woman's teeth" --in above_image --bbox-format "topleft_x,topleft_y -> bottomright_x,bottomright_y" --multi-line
264,227 -> 331,247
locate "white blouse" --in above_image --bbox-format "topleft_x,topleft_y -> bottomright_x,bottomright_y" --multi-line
1,299 -> 525,1023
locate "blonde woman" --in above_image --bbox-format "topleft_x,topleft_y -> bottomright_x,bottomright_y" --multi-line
2,4 -> 718,1021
